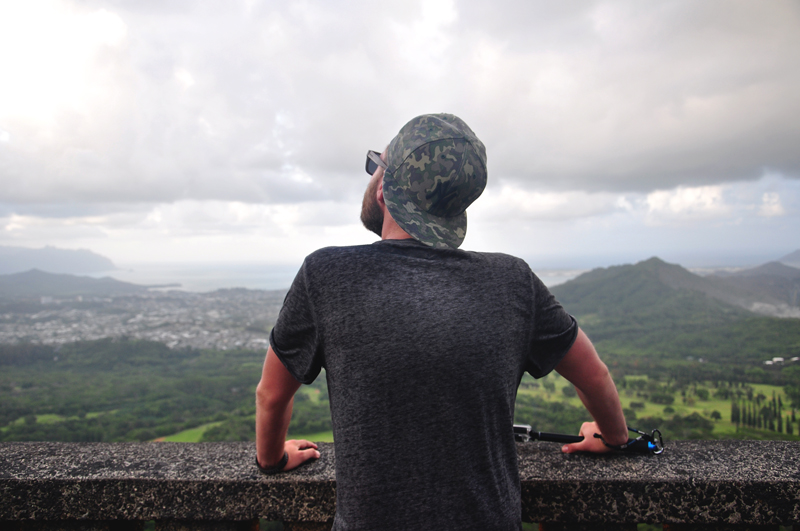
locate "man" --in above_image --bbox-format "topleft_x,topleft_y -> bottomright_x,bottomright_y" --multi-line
256,114 -> 628,530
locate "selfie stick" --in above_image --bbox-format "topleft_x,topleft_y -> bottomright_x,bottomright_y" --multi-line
513,424 -> 664,454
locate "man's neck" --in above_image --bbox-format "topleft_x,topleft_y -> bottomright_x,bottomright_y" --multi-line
381,217 -> 413,241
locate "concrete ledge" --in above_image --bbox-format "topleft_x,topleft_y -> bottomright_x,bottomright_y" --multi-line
518,440 -> 800,525
1,440 -> 798,525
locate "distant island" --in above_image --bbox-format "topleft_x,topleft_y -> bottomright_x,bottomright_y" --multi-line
0,269 -> 163,300
0,245 -> 116,275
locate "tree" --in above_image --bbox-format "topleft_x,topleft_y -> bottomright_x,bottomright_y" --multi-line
561,386 -> 577,398
730,402 -> 740,424
651,393 -> 675,405
784,366 -> 800,408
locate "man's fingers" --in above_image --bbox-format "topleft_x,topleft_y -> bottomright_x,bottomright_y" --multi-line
561,440 -> 590,454
291,439 -> 318,450
561,422 -> 611,454
283,439 -> 321,471
286,448 -> 321,470
301,447 -> 321,460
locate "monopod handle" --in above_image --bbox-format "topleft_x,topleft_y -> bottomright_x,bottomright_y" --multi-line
535,431 -> 585,443
513,424 -> 584,443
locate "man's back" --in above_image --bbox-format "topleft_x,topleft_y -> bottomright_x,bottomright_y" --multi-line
257,113 -> 627,530
271,238 -> 577,530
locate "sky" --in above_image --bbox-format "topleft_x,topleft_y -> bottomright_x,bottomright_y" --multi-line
1,0 -> 799,270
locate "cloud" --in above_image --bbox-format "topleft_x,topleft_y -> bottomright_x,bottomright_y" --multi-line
471,185 -> 627,222
758,193 -> 785,217
1,175 -> 797,266
1,0 -> 799,210
465,175 -> 800,268
0,2 -> 127,123
0,198 -> 370,263
470,175 -> 798,236
644,185 -> 730,224
1,0 -> 799,267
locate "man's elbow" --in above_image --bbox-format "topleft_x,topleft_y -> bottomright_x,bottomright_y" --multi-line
256,379 -> 292,411
255,379 -> 275,409
573,358 -> 615,395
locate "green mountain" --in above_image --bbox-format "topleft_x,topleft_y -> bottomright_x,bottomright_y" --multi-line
551,257 -> 748,328
550,257 -> 800,367
729,261 -> 800,279
0,245 -> 116,275
0,269 -> 151,300
714,261 -> 800,313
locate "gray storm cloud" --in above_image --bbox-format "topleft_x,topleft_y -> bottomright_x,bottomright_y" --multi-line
0,0 -> 798,210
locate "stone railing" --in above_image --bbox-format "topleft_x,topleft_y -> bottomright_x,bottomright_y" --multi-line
1,440 -> 798,530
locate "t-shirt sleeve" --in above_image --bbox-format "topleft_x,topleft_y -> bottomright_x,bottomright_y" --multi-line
269,261 -> 323,384
524,270 -> 579,378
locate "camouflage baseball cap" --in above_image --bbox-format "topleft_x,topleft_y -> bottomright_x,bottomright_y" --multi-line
383,113 -> 487,249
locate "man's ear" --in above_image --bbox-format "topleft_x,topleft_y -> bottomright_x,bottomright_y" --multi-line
376,177 -> 385,206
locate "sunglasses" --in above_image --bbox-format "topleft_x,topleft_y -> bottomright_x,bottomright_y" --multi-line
365,150 -> 388,176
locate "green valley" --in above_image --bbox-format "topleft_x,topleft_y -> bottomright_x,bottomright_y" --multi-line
2,256 -> 800,444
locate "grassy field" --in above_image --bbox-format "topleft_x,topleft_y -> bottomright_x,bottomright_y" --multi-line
154,421 -> 333,443
517,372 -> 799,441
156,422 -> 224,442
153,371 -> 799,443
294,430 -> 334,442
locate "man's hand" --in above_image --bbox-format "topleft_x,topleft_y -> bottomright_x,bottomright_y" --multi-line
561,421 -> 615,454
256,439 -> 320,472
283,439 -> 321,470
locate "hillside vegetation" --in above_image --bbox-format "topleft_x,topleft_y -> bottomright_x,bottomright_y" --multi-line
2,256 -> 799,443
551,257 -> 800,371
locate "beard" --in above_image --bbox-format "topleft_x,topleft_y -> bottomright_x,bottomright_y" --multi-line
360,175 -> 384,237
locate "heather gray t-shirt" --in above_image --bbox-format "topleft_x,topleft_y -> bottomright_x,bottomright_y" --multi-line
270,239 -> 577,531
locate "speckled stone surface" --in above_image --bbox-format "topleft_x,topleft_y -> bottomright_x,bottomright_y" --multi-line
518,439 -> 800,525
0,442 -> 335,523
1,440 -> 798,525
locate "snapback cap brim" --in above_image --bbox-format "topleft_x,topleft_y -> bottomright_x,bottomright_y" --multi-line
382,183 -> 467,250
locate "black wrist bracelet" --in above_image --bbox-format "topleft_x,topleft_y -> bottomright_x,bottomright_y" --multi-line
593,433 -> 635,451
603,437 -> 635,451
256,452 -> 288,474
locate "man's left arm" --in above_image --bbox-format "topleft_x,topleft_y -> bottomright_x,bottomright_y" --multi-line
255,346 -> 320,471
554,328 -> 628,453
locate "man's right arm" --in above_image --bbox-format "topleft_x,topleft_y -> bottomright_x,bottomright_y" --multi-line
255,346 -> 320,471
554,327 -> 628,453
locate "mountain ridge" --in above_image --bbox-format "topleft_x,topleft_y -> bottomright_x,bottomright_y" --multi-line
779,249 -> 800,267
0,245 -> 116,275
0,269 -> 151,300
551,256 -> 800,320
549,256 -> 800,367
